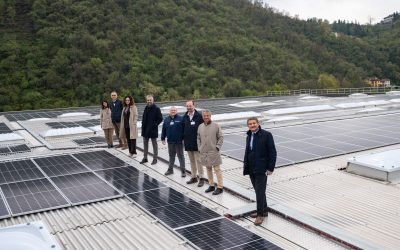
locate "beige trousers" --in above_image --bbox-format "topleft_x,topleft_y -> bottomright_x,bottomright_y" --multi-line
103,128 -> 114,145
206,165 -> 223,188
113,122 -> 126,145
187,151 -> 203,178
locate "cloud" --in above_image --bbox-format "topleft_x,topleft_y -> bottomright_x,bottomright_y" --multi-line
264,0 -> 398,24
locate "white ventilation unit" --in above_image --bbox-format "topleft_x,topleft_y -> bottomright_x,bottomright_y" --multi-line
0,221 -> 61,250
39,127 -> 93,139
57,112 -> 91,118
263,105 -> 335,116
347,149 -> 400,183
229,100 -> 275,108
0,133 -> 24,145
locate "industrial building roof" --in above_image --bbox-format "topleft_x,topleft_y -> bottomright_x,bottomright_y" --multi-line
1,92 -> 400,249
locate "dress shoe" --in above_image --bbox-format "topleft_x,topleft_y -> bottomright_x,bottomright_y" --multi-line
197,179 -> 204,187
205,186 -> 215,193
181,172 -> 186,177
250,211 -> 268,218
186,178 -> 198,184
254,216 -> 264,226
212,188 -> 223,195
151,159 -> 157,165
140,158 -> 148,164
164,170 -> 173,176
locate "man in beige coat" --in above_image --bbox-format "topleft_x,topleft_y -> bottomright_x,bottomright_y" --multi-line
197,110 -> 224,195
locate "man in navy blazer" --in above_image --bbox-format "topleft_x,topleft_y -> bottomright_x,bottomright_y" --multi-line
109,91 -> 126,149
243,117 -> 277,226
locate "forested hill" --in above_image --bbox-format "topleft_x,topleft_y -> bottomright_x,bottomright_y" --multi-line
0,0 -> 399,111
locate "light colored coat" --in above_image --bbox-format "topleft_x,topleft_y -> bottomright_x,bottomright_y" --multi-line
100,108 -> 113,129
197,121 -> 224,166
119,105 -> 138,140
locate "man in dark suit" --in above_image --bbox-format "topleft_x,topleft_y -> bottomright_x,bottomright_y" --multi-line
243,117 -> 277,226
182,100 -> 205,187
140,95 -> 163,165
109,91 -> 126,149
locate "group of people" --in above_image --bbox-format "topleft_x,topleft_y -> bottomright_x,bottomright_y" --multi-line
100,91 -> 277,225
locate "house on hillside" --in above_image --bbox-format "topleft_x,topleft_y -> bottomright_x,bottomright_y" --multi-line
366,77 -> 391,87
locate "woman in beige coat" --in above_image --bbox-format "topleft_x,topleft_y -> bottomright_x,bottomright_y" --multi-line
100,100 -> 114,148
120,96 -> 138,157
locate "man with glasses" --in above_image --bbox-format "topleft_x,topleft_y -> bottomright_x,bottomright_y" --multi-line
109,91 -> 126,149
140,95 -> 163,165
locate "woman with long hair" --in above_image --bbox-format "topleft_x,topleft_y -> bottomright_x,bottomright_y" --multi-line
120,96 -> 138,157
100,100 -> 114,148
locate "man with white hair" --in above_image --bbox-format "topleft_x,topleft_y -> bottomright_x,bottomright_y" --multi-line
197,110 -> 224,195
161,106 -> 186,177
140,95 -> 163,165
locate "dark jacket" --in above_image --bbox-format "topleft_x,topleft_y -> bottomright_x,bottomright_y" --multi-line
182,110 -> 204,151
141,104 -> 163,138
161,114 -> 184,144
109,99 -> 123,123
243,126 -> 277,175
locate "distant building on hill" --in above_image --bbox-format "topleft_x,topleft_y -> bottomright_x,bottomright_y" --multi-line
366,77 -> 391,87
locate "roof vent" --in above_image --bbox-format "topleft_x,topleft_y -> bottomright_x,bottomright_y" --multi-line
229,100 -> 275,108
57,112 -> 91,118
347,149 -> 400,183
0,221 -> 61,250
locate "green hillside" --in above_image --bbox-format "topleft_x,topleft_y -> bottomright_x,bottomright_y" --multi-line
0,0 -> 399,111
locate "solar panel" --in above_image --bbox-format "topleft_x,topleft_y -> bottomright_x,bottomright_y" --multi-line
51,172 -> 121,205
73,136 -> 107,146
127,187 -> 191,210
75,119 -> 99,128
73,138 -> 95,145
9,144 -> 31,153
176,218 -> 282,250
0,198 -> 10,218
1,178 -> 69,215
147,201 -> 221,229
112,169 -> 166,194
0,160 -> 45,184
222,113 -> 400,167
73,150 -> 129,170
0,145 -> 30,154
34,155 -> 91,177
0,123 -> 13,134
0,147 -> 11,154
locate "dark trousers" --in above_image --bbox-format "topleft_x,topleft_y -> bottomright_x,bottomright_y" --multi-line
249,173 -> 268,216
167,143 -> 185,173
124,127 -> 137,154
143,137 -> 157,159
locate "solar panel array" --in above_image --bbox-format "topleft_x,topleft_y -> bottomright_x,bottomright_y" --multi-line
46,119 -> 99,129
0,150 -> 280,249
0,123 -> 13,134
73,136 -> 117,146
222,113 -> 400,167
0,151 -> 123,217
176,218 -> 282,250
4,108 -> 99,122
0,144 -> 31,155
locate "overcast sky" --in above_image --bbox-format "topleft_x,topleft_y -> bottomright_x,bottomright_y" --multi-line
265,0 -> 398,24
